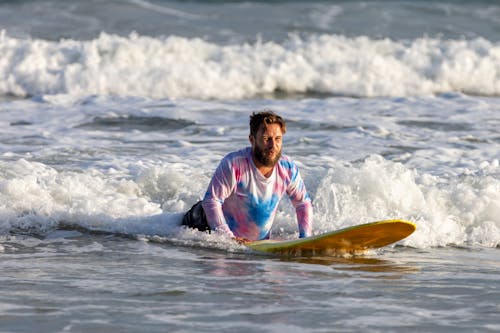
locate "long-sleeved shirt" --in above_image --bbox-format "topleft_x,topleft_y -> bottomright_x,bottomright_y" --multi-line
202,147 -> 313,241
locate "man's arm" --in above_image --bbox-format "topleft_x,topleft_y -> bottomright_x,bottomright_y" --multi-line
286,164 -> 313,238
202,159 -> 236,238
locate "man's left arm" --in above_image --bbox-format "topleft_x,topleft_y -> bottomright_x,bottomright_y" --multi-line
286,164 -> 313,238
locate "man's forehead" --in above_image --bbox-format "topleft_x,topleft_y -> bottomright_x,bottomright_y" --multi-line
258,123 -> 283,135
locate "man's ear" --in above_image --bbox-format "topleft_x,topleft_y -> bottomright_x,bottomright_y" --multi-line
249,134 -> 254,145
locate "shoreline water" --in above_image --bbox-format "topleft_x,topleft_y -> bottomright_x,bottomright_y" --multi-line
1,231 -> 498,333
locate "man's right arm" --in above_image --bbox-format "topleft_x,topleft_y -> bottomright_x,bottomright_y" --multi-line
202,158 -> 236,238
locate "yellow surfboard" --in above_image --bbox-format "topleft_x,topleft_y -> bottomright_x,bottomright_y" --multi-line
246,219 -> 416,256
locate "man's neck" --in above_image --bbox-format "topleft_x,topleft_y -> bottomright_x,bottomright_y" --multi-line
252,156 -> 274,178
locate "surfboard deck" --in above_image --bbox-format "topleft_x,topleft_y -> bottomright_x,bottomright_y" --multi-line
245,219 -> 416,256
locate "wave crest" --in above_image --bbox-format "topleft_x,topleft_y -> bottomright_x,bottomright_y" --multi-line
1,30 -> 500,99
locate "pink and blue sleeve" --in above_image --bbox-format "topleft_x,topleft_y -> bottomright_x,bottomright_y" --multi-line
286,164 -> 313,238
202,159 -> 235,238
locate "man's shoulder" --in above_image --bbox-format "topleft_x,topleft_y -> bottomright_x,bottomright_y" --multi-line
278,154 -> 298,169
222,147 -> 251,163
277,155 -> 303,184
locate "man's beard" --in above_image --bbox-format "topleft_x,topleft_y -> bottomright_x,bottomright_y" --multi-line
253,145 -> 281,167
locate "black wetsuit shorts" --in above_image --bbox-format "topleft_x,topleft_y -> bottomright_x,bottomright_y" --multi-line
181,201 -> 211,232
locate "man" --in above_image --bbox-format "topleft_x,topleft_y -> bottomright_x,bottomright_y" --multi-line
182,110 -> 313,242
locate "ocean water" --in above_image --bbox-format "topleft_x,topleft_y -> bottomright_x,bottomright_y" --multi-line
0,0 -> 499,332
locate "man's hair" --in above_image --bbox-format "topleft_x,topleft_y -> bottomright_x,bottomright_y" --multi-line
249,110 -> 287,137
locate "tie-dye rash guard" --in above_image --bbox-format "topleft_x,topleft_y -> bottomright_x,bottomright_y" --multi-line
202,147 -> 313,240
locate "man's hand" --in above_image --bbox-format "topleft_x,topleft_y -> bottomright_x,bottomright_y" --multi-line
233,237 -> 250,244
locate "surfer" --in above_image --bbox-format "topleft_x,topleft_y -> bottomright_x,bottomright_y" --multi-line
182,110 -> 313,243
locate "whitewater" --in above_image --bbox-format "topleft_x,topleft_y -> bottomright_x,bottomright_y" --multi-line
1,31 -> 500,99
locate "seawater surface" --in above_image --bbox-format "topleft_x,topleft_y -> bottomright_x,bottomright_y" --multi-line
0,0 -> 499,332
1,233 -> 499,332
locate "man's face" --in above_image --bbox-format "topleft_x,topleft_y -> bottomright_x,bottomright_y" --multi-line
250,123 -> 283,167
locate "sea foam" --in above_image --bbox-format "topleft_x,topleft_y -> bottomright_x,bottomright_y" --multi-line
1,157 -> 498,249
1,31 -> 500,99
311,155 -> 500,248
